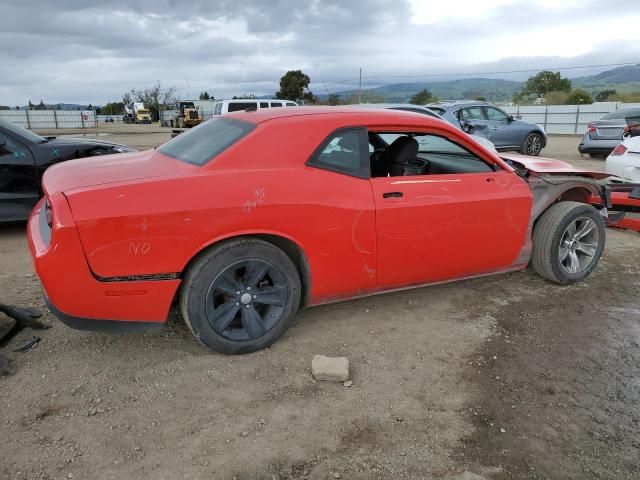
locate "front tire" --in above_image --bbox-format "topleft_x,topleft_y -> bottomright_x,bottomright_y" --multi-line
180,239 -> 301,354
531,202 -> 605,284
522,132 -> 543,156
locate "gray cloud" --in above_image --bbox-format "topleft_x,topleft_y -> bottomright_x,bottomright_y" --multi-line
0,0 -> 639,105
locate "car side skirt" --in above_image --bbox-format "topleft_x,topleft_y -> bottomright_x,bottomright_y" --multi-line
308,264 -> 528,307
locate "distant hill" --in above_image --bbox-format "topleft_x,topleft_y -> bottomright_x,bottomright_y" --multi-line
321,64 -> 640,103
572,64 -> 640,96
575,64 -> 640,84
322,78 -> 522,103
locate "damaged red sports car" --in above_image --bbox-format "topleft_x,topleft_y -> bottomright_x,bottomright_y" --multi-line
28,108 -> 615,354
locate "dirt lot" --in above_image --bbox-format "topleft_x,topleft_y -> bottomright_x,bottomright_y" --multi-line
1,131 -> 639,480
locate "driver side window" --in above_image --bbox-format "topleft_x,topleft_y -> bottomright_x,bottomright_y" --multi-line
371,132 -> 494,177
460,107 -> 485,120
484,107 -> 509,122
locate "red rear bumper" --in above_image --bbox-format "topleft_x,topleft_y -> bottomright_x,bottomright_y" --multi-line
27,196 -> 181,329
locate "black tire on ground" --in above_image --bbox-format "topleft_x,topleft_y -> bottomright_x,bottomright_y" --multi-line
180,238 -> 302,354
521,132 -> 543,156
531,201 -> 605,284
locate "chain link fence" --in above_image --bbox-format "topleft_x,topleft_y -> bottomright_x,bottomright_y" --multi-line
504,102 -> 640,135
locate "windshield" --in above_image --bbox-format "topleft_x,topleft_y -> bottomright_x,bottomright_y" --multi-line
0,119 -> 47,144
158,117 -> 255,166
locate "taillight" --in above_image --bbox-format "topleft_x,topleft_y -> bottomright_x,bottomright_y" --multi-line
610,144 -> 627,156
44,199 -> 53,227
587,123 -> 596,133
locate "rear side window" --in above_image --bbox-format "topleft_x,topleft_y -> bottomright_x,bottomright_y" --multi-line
286,102 -> 297,107
270,102 -> 283,107
214,103 -> 222,115
260,102 -> 269,108
307,128 -> 369,179
228,102 -> 257,112
158,118 -> 255,166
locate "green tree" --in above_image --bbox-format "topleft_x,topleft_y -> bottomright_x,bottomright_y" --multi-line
35,100 -> 47,110
475,96 -> 487,101
565,89 -> 593,105
409,88 -> 436,105
0,105 -> 10,110
28,100 -> 34,110
327,94 -> 342,106
101,101 -> 124,115
595,89 -> 617,102
276,70 -> 315,103
521,70 -> 571,98
609,91 -> 640,103
199,91 -> 213,100
543,90 -> 569,105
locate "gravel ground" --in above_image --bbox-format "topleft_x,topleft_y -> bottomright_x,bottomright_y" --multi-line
0,130 -> 638,480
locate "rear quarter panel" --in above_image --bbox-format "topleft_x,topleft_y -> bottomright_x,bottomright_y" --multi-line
67,117 -> 378,304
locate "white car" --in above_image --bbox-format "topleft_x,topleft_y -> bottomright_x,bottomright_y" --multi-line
606,135 -> 640,182
212,99 -> 298,115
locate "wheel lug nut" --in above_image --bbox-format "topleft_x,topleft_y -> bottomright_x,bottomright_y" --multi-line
253,295 -> 257,299
247,287 -> 251,291
235,302 -> 239,306
236,291 -> 240,295
246,305 -> 250,308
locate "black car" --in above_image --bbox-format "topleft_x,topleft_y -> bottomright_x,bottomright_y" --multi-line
0,119 -> 136,222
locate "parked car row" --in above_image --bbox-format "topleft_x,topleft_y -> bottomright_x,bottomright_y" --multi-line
579,107 -> 640,157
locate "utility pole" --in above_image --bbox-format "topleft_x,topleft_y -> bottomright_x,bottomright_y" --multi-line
358,68 -> 362,104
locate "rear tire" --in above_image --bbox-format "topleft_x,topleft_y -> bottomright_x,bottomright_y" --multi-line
531,202 -> 605,284
180,239 -> 301,354
522,132 -> 543,156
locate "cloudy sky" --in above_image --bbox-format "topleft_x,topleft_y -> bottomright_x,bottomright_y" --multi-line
1,0 -> 639,106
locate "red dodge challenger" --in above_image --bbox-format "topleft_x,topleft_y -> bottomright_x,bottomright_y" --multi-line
28,107 -> 615,354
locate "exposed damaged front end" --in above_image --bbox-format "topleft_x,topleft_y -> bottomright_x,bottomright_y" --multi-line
501,153 -> 640,230
502,153 -> 640,265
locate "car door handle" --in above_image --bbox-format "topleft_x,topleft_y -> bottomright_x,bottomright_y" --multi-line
491,127 -> 499,131
383,191 -> 403,199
